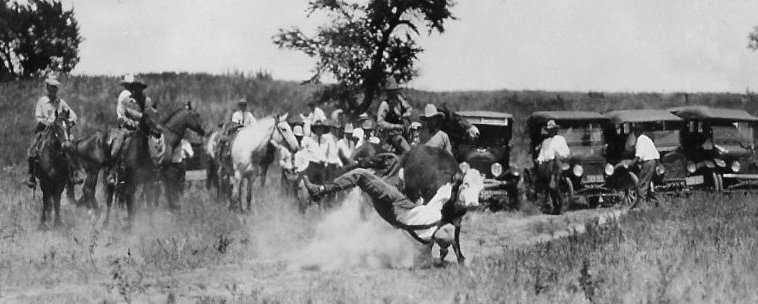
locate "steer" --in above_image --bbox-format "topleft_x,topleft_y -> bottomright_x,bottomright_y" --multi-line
401,145 -> 482,263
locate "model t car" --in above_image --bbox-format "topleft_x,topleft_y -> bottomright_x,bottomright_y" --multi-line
669,106 -> 758,192
525,111 -> 636,211
451,110 -> 523,210
606,109 -> 688,193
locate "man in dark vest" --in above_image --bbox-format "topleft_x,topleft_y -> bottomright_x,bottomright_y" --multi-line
376,78 -> 412,154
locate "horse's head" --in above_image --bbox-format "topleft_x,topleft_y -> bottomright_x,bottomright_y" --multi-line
272,113 -> 299,152
51,110 -> 73,150
454,168 -> 485,209
164,102 -> 207,136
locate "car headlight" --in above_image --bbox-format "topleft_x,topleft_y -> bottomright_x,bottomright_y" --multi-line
714,158 -> 726,167
561,163 -> 570,171
731,161 -> 741,173
572,164 -> 584,177
604,163 -> 614,176
655,164 -> 665,176
459,162 -> 470,172
686,161 -> 697,173
491,163 -> 503,177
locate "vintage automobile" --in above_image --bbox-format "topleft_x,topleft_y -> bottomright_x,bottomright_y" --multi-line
670,106 -> 758,192
451,111 -> 523,210
525,111 -> 636,211
606,109 -> 688,193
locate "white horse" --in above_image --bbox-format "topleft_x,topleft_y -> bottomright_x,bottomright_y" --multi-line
229,113 -> 299,211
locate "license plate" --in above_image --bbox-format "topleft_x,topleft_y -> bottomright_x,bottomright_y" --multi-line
685,175 -> 704,186
583,175 -> 604,183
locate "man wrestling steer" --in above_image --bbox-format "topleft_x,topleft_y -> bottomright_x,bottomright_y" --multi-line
302,145 -> 485,264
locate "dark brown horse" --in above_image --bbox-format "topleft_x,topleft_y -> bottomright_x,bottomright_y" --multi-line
36,110 -> 76,230
102,105 -> 205,227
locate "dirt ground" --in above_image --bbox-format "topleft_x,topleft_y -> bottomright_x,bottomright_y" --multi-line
0,167 -> 625,304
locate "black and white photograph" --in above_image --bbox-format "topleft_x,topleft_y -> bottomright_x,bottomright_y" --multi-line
1,0 -> 758,303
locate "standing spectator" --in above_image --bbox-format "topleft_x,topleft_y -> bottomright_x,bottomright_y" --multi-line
300,101 -> 327,135
535,120 -> 570,214
420,104 -> 453,156
231,98 -> 256,126
631,126 -> 660,209
337,123 -> 358,165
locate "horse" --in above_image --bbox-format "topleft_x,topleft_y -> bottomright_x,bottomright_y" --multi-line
35,109 -> 76,230
229,114 -> 299,212
102,104 -> 205,228
153,104 -> 206,210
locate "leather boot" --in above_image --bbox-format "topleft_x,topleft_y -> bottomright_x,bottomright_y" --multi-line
24,157 -> 37,188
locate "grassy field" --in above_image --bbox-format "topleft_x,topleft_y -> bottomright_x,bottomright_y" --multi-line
1,159 -> 757,303
2,74 -> 758,303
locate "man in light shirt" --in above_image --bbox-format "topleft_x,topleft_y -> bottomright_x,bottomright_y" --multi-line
231,98 -> 256,126
535,120 -> 570,214
631,126 -> 660,209
25,77 -> 81,188
421,104 -> 453,156
300,101 -> 327,135
376,78 -> 412,154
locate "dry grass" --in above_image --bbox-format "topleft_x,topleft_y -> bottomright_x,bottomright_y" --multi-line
1,158 -> 758,303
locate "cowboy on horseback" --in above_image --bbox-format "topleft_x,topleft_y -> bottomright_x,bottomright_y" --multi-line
111,74 -> 155,158
376,77 -> 412,154
24,76 -> 83,188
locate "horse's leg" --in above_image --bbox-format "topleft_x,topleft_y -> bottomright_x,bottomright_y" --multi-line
103,179 -> 114,227
65,180 -> 77,206
230,171 -> 241,211
53,189 -> 63,228
82,167 -> 99,211
39,188 -> 51,230
451,225 -> 466,263
124,183 -> 136,231
246,175 -> 254,212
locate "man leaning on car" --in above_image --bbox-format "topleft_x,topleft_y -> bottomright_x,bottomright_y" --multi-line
630,126 -> 660,209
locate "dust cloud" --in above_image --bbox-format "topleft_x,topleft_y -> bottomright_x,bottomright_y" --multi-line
288,189 -> 419,271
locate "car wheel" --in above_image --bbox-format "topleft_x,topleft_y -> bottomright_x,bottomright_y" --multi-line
622,172 -> 639,209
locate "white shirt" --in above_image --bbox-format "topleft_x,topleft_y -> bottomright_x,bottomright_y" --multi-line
337,138 -> 355,162
171,139 -> 194,163
116,90 -> 131,120
536,135 -> 570,162
635,134 -> 660,161
231,110 -> 256,126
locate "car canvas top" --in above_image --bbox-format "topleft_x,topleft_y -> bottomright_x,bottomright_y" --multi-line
456,110 -> 513,126
529,111 -> 608,121
606,109 -> 682,124
669,106 -> 758,122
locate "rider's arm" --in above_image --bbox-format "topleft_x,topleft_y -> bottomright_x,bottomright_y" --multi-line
377,101 -> 402,130
398,95 -> 413,118
34,97 -> 50,125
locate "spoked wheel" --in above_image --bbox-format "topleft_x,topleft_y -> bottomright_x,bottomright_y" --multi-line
622,172 -> 640,209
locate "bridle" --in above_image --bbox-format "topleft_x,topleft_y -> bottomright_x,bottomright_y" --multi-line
271,116 -> 297,153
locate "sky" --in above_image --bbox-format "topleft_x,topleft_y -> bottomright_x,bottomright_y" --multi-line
60,0 -> 758,93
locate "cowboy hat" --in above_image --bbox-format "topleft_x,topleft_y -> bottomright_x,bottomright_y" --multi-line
420,104 -> 444,119
237,98 -> 247,105
343,122 -> 354,133
44,76 -> 61,87
410,121 -> 422,129
385,77 -> 401,91
360,118 -> 376,130
293,125 -> 304,137
311,120 -> 330,133
119,73 -> 148,88
545,120 -> 559,129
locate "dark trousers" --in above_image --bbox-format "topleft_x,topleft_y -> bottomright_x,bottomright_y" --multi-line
636,160 -> 658,207
536,160 -> 563,213
323,168 -> 415,226
387,134 -> 411,154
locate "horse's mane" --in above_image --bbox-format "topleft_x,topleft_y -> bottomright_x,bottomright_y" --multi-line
162,106 -> 187,124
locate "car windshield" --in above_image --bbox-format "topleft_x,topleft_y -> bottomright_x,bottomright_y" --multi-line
650,130 -> 680,148
559,123 -> 604,147
471,124 -> 510,147
712,122 -> 755,147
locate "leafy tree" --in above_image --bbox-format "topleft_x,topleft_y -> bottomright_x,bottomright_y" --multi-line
274,0 -> 455,116
0,0 -> 82,81
750,26 -> 758,50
